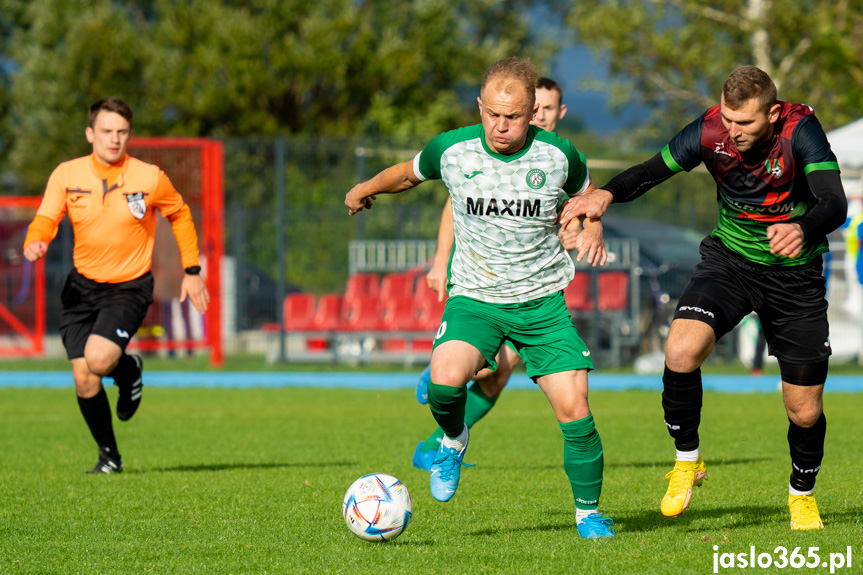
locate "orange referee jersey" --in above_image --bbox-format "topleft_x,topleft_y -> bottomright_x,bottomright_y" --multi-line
24,153 -> 201,284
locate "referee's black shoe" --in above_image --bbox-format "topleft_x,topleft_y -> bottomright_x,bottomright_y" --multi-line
116,354 -> 143,421
85,447 -> 124,474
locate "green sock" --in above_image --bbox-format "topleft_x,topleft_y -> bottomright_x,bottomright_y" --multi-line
560,413 -> 604,510
427,382 -> 468,439
422,383 -> 497,451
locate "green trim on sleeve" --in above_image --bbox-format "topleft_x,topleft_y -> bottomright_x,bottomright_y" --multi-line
661,145 -> 684,173
804,161 -> 840,175
535,129 -> 588,196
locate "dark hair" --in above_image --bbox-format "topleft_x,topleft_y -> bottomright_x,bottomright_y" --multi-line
537,77 -> 563,104
88,97 -> 133,128
481,57 -> 539,107
722,66 -> 777,113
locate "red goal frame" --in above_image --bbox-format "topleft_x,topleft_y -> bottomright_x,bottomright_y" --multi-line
0,196 -> 45,356
128,138 -> 224,367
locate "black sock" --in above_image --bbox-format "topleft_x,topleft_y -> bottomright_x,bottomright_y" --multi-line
77,386 -> 120,458
788,413 -> 826,492
109,353 -> 140,385
661,365 -> 702,451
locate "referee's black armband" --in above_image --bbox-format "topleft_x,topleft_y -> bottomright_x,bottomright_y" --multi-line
796,169 -> 847,240
603,152 -> 677,203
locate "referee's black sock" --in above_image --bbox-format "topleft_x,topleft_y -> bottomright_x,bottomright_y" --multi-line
77,386 -> 120,457
661,365 -> 702,451
109,353 -> 140,385
788,413 -> 826,492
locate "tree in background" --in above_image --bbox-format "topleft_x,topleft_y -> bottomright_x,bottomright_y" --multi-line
567,0 -> 863,141
1,0 -> 560,193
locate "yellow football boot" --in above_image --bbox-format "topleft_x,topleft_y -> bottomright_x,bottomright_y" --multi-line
661,457 -> 707,517
788,494 -> 824,530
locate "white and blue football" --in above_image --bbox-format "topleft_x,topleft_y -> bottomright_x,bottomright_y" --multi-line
342,473 -> 412,542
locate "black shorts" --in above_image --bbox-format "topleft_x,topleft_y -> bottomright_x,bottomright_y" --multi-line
58,268 -> 154,360
673,236 -> 830,364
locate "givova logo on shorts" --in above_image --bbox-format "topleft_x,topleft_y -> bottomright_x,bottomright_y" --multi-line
526,169 -> 546,189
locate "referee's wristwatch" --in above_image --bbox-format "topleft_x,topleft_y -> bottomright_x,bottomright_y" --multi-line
184,265 -> 202,276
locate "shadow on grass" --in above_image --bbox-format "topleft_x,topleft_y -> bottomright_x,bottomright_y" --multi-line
819,507 -> 863,528
618,501 -> 863,532
469,504 -> 783,537
616,504 -> 779,533
128,461 -> 356,474
605,456 -> 775,469
470,521 -> 579,537
373,538 -> 436,547
487,457 -> 775,472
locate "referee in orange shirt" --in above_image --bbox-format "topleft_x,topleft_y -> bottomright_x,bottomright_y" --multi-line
23,97 -> 209,474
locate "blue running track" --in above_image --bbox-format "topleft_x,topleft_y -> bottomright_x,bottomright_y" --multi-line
1,371 -> 862,393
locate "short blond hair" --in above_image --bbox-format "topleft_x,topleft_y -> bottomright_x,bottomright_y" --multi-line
480,57 -> 538,108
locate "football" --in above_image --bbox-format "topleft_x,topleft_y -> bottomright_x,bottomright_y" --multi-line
342,473 -> 413,542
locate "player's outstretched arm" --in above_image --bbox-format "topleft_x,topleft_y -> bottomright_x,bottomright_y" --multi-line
23,213 -> 63,263
426,198 -> 454,301
345,160 -> 421,216
559,189 -> 614,229
560,152 -> 678,230
180,274 -> 210,314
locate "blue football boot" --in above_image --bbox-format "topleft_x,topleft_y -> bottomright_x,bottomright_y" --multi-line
576,512 -> 616,538
429,427 -> 473,502
412,441 -> 438,471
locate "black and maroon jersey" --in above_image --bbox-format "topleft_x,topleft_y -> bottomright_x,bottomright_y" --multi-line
663,101 -> 840,266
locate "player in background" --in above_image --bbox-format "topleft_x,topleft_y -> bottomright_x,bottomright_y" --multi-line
23,98 -> 210,474
346,58 -> 616,538
412,77 -> 574,470
561,66 -> 847,530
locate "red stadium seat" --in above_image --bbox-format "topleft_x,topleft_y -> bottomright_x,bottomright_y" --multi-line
411,338 -> 434,353
402,267 -> 426,289
564,272 -> 593,311
312,294 -> 343,331
306,338 -> 328,352
345,273 -> 380,299
283,293 -> 316,331
379,272 -> 415,301
381,338 -> 408,352
598,272 -> 629,311
340,294 -> 384,331
381,296 -> 420,331
413,279 -> 446,332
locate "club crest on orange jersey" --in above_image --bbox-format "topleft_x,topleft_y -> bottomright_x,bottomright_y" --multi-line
125,192 -> 146,220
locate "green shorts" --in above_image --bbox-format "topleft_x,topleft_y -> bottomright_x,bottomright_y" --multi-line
433,292 -> 593,380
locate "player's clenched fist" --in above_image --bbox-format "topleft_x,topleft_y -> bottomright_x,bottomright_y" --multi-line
23,241 -> 48,262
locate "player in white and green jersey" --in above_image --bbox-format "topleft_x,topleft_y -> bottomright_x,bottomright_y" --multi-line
412,78 -> 576,471
415,125 -> 585,303
346,57 -> 615,538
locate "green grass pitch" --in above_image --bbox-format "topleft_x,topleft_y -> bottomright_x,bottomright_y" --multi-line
1,385 -> 861,573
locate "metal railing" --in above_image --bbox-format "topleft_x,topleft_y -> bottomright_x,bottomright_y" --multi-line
348,239 -> 438,274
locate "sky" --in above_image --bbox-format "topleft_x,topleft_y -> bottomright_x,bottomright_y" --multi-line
548,44 -> 646,134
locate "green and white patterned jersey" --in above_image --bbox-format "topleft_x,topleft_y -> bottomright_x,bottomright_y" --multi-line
414,124 -> 590,304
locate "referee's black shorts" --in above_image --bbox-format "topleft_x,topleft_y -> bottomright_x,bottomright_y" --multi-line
673,236 -> 831,365
58,268 -> 154,360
